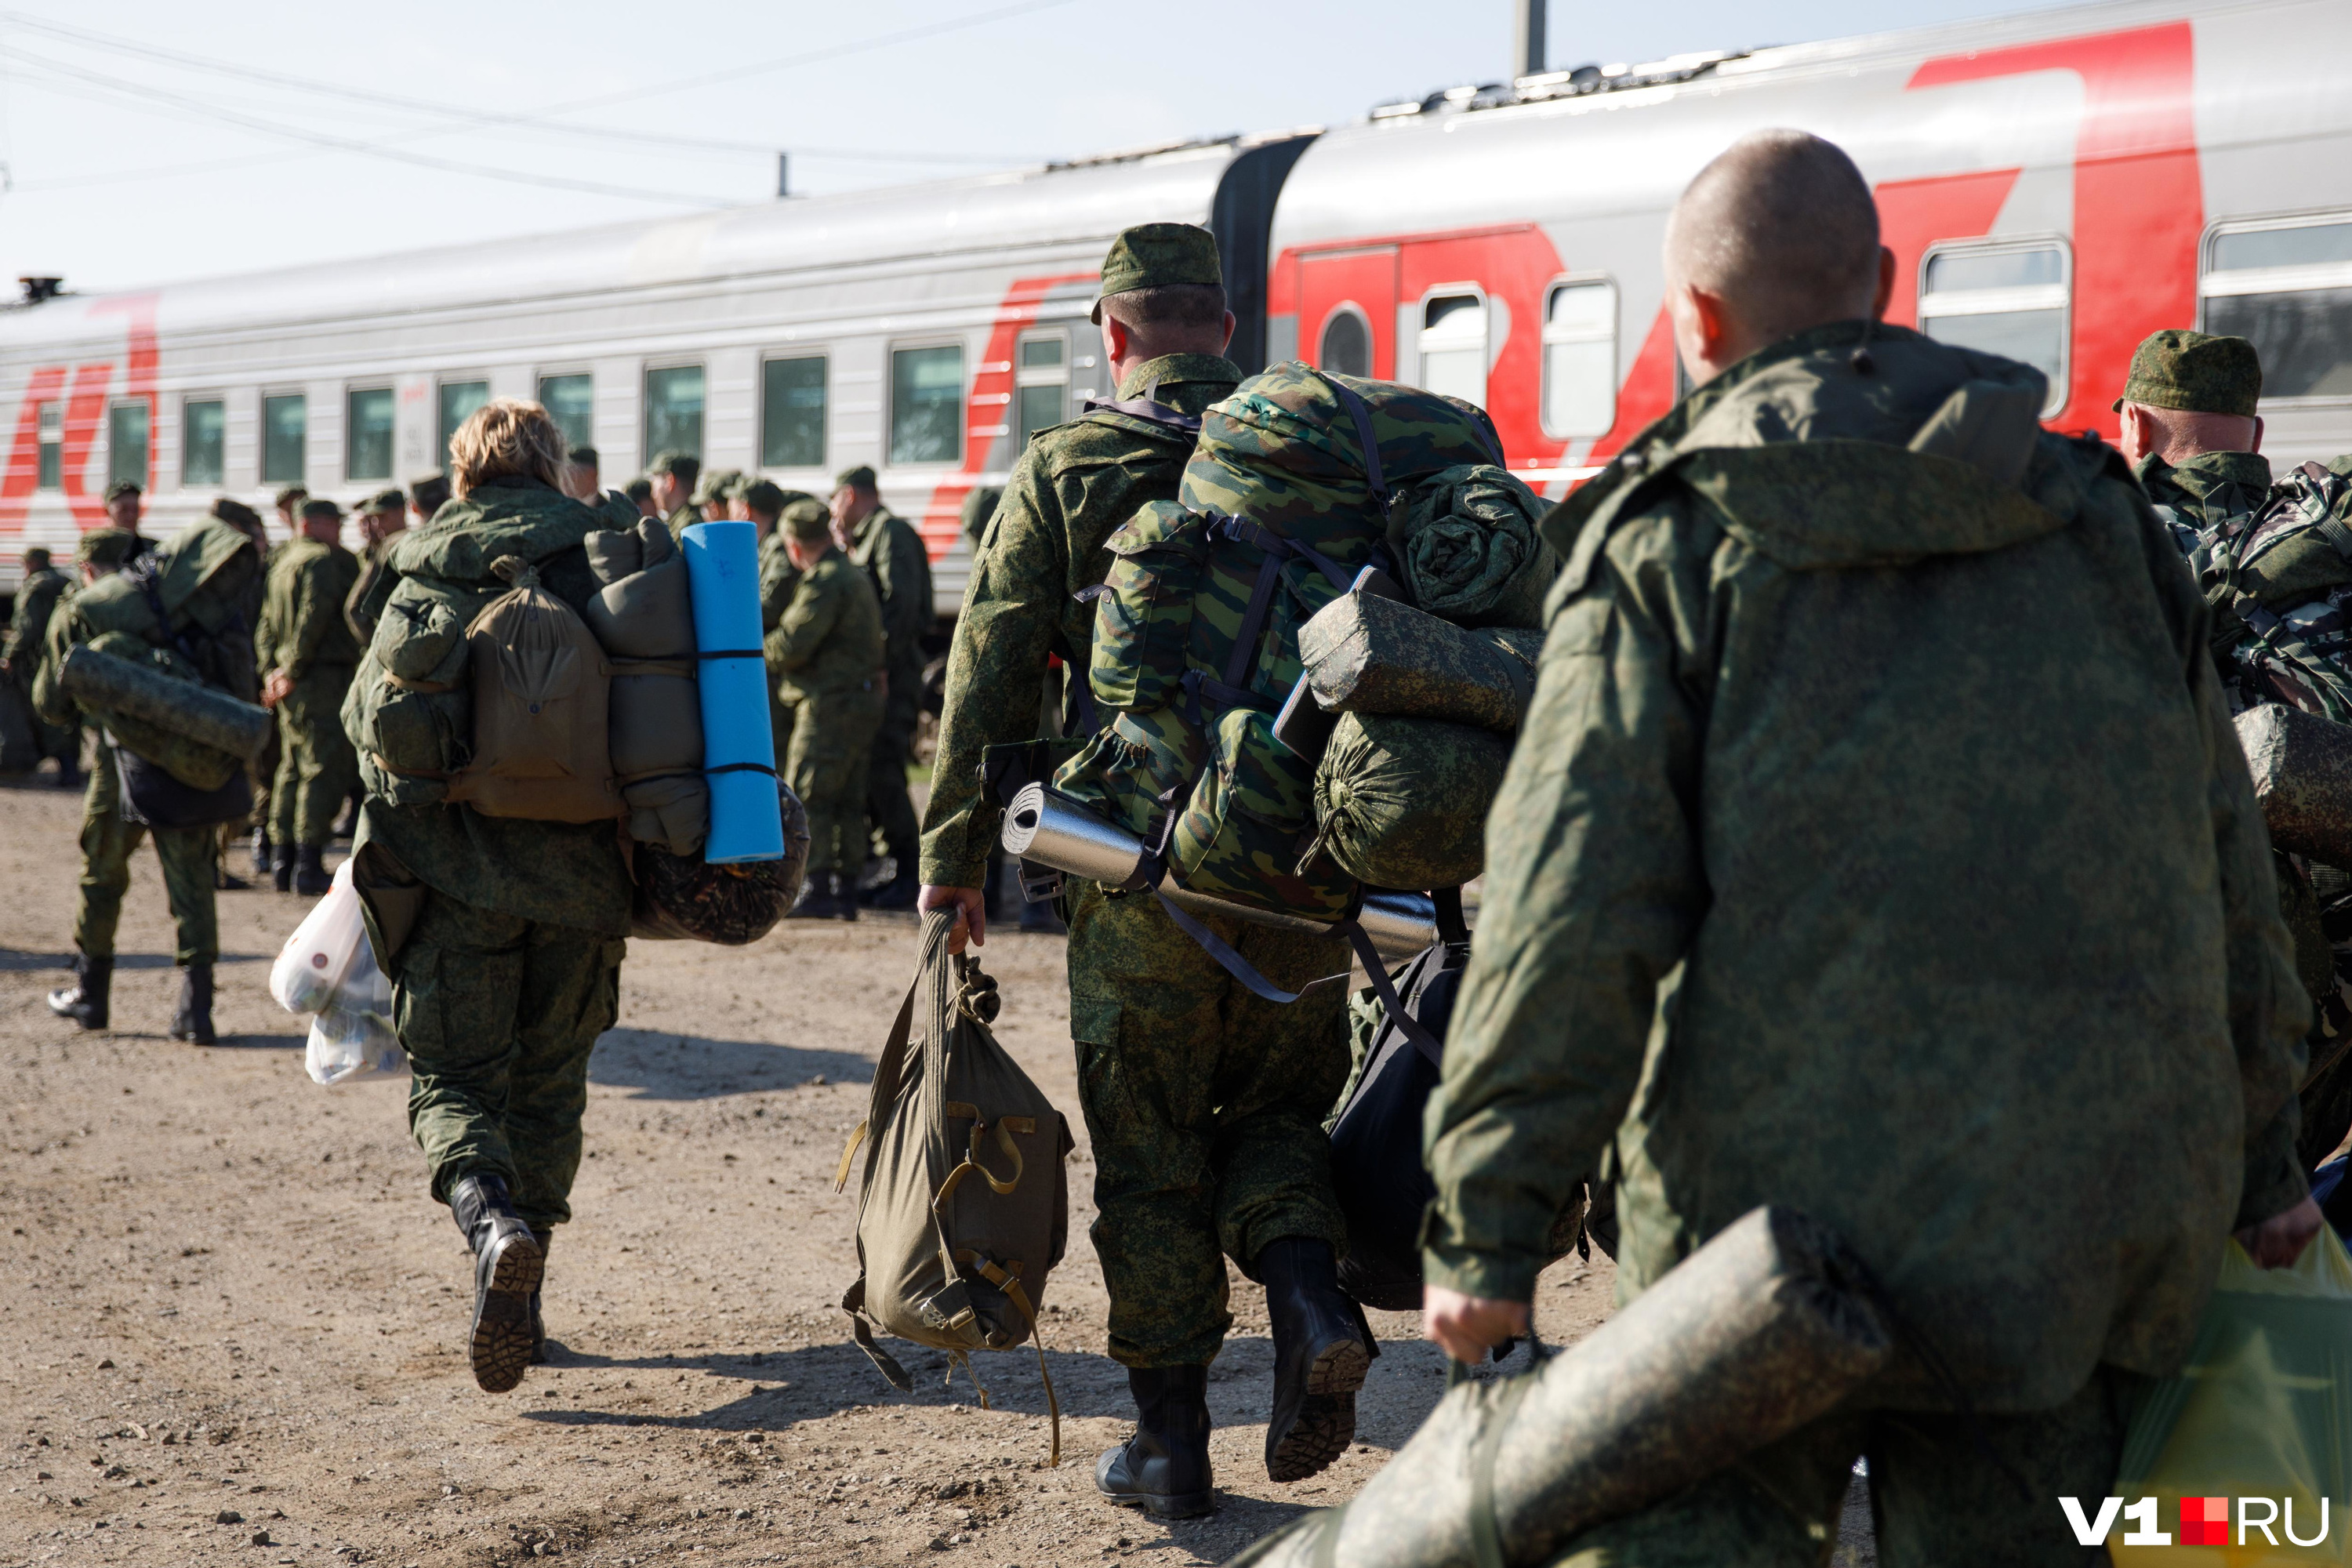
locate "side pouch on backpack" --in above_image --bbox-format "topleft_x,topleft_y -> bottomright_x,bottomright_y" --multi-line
445,557 -> 618,824
1170,707 -> 1354,920
1053,706 -> 1206,844
1089,502 -> 1211,713
350,587 -> 472,808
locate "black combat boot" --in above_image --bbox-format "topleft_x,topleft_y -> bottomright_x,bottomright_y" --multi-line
213,860 -> 249,891
271,847 -> 294,894
169,964 -> 216,1045
1258,1236 -> 1373,1483
293,844 -> 332,897
250,829 -> 273,880
1095,1364 -> 1214,1519
447,1173 -> 545,1394
46,956 -> 111,1030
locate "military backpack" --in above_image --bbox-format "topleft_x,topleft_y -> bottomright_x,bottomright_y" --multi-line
2192,459 -> 2352,721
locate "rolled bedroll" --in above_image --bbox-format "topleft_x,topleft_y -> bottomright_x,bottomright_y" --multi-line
59,641 -> 272,759
1299,590 -> 1543,734
2237,701 -> 2352,867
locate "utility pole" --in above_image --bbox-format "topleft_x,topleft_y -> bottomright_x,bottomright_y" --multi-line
776,153 -> 789,199
1515,0 -> 1547,78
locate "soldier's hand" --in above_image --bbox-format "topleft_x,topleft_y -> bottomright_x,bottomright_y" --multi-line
261,670 -> 293,708
920,884 -> 986,953
1422,1286 -> 1530,1363
2236,1195 -> 2325,1269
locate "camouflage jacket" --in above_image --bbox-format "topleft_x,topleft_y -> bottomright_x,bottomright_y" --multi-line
4,566 -> 71,681
1425,321 -> 2310,1411
2138,448 -> 2274,561
2179,457 -> 2352,723
256,537 -> 363,681
917,352 -> 1241,887
845,503 -> 934,700
344,535 -> 398,644
350,476 -> 632,935
766,546 -> 884,706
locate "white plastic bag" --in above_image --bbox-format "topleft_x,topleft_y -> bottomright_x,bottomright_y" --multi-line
270,860 -> 368,1014
270,858 -> 409,1085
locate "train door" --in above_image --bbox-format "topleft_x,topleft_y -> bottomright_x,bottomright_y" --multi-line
1297,247 -> 1399,379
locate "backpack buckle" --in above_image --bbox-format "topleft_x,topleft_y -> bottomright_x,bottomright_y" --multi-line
1017,860 -> 1065,906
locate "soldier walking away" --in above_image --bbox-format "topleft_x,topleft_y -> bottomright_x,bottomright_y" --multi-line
256,498 -> 362,896
351,398 -> 630,1396
2116,329 -> 2273,546
770,499 -> 886,920
648,451 -> 701,540
4,544 -> 83,785
1418,131 -> 2319,1561
35,521 -> 261,1046
920,224 -> 1371,1515
831,463 -> 931,909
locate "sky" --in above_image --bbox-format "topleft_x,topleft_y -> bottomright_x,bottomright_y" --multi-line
0,0 -> 2082,294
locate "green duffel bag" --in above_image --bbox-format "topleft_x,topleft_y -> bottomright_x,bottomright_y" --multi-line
1386,462 -> 1559,630
1308,711 -> 1509,890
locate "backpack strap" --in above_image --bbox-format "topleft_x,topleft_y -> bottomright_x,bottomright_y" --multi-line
1433,885 -> 1470,947
1318,372 -> 1393,516
1080,378 -> 1205,438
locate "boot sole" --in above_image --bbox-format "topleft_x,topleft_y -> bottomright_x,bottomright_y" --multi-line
1100,1486 -> 1218,1520
1267,1337 -> 1369,1483
469,1234 -> 545,1394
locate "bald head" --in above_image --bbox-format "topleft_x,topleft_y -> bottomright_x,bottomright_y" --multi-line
1664,130 -> 1892,384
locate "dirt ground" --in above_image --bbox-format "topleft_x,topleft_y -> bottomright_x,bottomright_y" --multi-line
0,773 -> 1872,1568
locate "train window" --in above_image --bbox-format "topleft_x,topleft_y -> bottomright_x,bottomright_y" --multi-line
537,375 -> 593,452
35,401 -> 60,489
890,344 -> 964,466
347,387 -> 394,481
1319,307 -> 1371,378
1419,294 -> 1488,408
437,381 -> 489,474
107,402 -> 148,492
2202,218 -> 2352,399
182,400 -> 223,487
760,356 -> 826,468
1918,242 -> 2070,413
1543,279 -> 1618,437
262,394 -> 307,485
1015,332 -> 1067,448
644,366 -> 705,462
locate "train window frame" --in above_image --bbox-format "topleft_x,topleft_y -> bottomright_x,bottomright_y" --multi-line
760,354 -> 828,470
34,398 -> 61,490
181,397 -> 225,488
1541,274 -> 1620,441
1916,237 -> 2072,417
107,400 -> 149,492
2198,210 -> 2352,405
1014,328 -> 1069,450
535,372 -> 594,453
643,362 -> 706,465
1317,303 -> 1374,379
435,378 -> 491,475
345,385 -> 396,482
261,391 -> 307,486
1416,285 -> 1491,408
887,339 -> 966,468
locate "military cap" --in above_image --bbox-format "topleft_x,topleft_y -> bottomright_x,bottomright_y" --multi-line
1091,222 -> 1223,323
273,484 -> 310,510
2113,329 -> 2263,418
835,464 -> 877,492
568,445 -> 600,467
623,476 -> 654,503
960,484 -> 1003,545
209,496 -> 263,532
739,478 -> 788,518
300,497 -> 344,522
20,545 -> 49,570
692,466 -> 745,507
649,449 -> 700,482
76,528 -> 136,568
408,473 -> 452,514
782,497 -> 833,543
363,487 -> 406,514
103,478 -> 142,503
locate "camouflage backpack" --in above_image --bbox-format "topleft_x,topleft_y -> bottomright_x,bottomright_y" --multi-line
1051,363 -> 1502,943
2197,459 -> 2352,721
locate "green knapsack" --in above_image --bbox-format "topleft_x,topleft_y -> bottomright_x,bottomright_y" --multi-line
1051,365 -> 1504,930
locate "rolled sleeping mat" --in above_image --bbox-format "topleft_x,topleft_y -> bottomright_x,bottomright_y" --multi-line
681,520 -> 783,864
1227,1207 -> 1895,1568
590,519 -> 710,857
2237,702 -> 2352,868
60,642 -> 272,758
1299,590 -> 1544,734
1000,781 -> 1439,962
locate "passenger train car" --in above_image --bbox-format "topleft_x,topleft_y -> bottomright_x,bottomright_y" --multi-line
2,0 -> 2348,612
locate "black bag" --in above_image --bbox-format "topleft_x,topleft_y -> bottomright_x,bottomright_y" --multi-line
115,746 -> 252,829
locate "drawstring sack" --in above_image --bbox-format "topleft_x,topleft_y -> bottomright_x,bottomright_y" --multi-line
445,556 -> 618,823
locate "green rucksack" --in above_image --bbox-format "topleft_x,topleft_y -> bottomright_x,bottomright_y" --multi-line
1050,364 -> 1504,935
2196,459 -> 2352,722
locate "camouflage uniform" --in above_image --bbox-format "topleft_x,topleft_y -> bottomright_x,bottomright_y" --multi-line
1428,323 -> 2309,1557
922,350 -> 1353,1368
767,543 -> 885,877
5,554 -> 80,769
842,481 -> 933,880
350,475 -> 631,1235
256,535 -> 363,850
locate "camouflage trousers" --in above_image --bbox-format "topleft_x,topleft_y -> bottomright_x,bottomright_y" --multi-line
75,746 -> 219,967
1548,1364 -> 2147,1567
864,695 -> 921,866
785,691 -> 883,877
393,888 -> 626,1234
270,664 -> 358,849
1066,883 -> 1352,1368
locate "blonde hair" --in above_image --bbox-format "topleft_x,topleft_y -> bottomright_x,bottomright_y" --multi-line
448,397 -> 568,499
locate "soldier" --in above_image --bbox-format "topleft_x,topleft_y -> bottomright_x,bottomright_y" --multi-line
920,223 -> 1369,1515
273,484 -> 309,539
5,544 -> 82,785
624,476 -> 657,521
647,451 -> 701,539
2115,328 -> 2271,548
256,497 -> 361,896
563,445 -> 601,503
37,521 -> 260,1045
692,466 -> 744,524
1418,131 -> 2316,1559
831,463 -> 931,908
408,471 -> 451,529
207,498 -> 271,889
768,499 -> 886,920
346,487 -> 409,642
735,478 -> 815,543
103,481 -> 147,554
354,398 -> 630,1395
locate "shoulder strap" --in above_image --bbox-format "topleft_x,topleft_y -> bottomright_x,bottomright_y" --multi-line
1433,886 -> 1468,947
1317,372 -> 1392,515
1080,378 -> 1204,439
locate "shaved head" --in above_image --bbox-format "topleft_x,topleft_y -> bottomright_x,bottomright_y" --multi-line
1666,129 -> 1883,343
